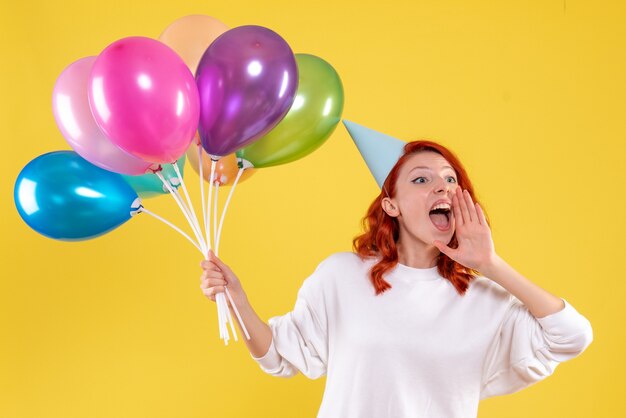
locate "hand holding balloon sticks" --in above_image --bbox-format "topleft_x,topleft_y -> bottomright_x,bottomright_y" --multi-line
16,15 -> 344,347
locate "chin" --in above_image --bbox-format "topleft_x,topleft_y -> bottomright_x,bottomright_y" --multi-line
432,225 -> 454,237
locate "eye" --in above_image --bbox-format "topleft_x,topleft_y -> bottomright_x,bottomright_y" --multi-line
411,177 -> 427,184
446,176 -> 457,183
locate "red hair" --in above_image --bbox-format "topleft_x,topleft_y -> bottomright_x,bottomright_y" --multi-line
352,140 -> 490,296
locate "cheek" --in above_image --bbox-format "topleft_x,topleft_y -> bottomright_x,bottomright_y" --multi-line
402,202 -> 430,220
407,206 -> 433,229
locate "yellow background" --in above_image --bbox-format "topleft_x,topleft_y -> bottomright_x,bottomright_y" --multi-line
1,0 -> 623,417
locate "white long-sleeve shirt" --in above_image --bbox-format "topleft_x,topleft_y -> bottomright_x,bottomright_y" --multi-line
250,252 -> 593,417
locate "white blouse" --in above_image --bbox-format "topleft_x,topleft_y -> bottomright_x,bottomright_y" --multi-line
251,252 -> 593,418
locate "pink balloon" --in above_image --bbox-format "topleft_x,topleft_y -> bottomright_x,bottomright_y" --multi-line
88,37 -> 200,164
52,56 -> 154,175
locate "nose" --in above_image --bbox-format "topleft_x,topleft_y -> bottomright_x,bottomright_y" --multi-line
435,178 -> 452,194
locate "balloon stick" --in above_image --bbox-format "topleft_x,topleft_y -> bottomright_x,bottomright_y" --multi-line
215,167 -> 245,255
211,165 -> 250,340
138,207 -> 203,254
172,188 -> 206,252
198,144 -> 208,246
213,183 -> 219,247
225,295 -> 239,342
172,162 -> 205,250
155,171 -> 207,253
205,159 -> 217,250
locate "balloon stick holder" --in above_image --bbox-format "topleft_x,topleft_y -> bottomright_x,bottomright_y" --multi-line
140,146 -> 250,345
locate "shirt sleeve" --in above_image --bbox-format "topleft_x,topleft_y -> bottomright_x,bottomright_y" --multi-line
479,297 -> 593,399
249,262 -> 329,380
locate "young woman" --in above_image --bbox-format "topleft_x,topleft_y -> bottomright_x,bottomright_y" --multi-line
199,132 -> 593,417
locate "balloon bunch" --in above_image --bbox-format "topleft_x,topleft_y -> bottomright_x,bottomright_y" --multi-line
14,15 -> 344,345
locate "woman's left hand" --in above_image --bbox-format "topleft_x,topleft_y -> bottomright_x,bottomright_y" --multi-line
433,187 -> 497,274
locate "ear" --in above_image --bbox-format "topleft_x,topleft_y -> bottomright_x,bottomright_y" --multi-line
381,197 -> 399,217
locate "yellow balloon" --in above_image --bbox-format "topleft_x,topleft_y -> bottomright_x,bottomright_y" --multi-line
159,15 -> 229,74
186,136 -> 256,186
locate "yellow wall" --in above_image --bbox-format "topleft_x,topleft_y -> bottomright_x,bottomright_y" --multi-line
1,0 -> 623,416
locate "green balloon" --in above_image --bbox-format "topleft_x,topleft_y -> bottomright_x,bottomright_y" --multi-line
122,154 -> 186,199
236,54 -> 344,168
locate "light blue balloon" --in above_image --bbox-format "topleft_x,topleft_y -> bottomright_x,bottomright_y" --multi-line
121,154 -> 186,199
14,151 -> 140,241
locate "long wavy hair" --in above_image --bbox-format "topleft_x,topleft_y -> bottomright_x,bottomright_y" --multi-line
352,140 -> 490,296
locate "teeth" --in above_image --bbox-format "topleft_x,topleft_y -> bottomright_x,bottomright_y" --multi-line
431,203 -> 451,211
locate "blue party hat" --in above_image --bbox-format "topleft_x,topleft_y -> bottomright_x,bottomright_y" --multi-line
342,120 -> 407,189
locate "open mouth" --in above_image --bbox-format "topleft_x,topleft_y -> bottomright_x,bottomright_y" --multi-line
429,207 -> 452,231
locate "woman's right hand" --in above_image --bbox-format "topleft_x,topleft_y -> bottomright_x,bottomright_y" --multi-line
200,249 -> 247,308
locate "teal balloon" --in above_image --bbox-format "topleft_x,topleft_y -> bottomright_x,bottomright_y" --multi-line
14,151 -> 140,241
122,154 -> 186,198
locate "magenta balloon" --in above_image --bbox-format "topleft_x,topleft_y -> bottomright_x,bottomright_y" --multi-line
196,25 -> 298,157
52,56 -> 154,175
89,37 -> 200,163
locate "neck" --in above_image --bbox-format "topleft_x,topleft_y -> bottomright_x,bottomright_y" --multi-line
396,240 -> 440,269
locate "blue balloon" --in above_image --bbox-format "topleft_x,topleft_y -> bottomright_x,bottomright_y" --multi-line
14,151 -> 141,241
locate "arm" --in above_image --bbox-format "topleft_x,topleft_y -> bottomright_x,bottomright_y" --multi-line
479,294 -> 593,399
201,250 -> 329,379
229,296 -> 273,358
432,188 -> 592,398
434,187 -> 567,319
480,255 -> 565,318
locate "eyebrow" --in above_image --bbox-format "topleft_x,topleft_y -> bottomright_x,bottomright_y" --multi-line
408,165 -> 455,174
